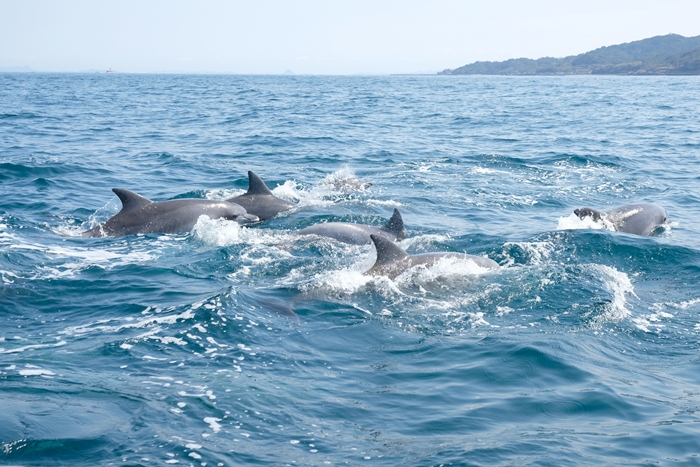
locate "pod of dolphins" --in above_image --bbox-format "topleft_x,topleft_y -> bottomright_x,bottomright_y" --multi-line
83,171 -> 668,278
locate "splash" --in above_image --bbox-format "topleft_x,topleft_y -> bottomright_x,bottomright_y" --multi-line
192,216 -> 295,248
587,264 -> 635,327
393,255 -> 495,287
557,212 -> 611,231
318,167 -> 372,193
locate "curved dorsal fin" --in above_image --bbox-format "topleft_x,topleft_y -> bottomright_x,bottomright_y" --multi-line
112,188 -> 152,213
382,208 -> 406,240
370,234 -> 408,266
246,171 -> 273,195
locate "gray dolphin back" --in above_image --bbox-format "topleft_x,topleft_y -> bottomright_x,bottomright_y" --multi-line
83,188 -> 257,237
607,203 -> 667,236
225,171 -> 294,221
574,203 -> 667,236
298,209 -> 407,245
366,234 -> 498,278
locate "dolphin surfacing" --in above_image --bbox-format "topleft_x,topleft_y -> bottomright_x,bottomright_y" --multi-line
574,203 -> 667,236
226,171 -> 295,221
83,188 -> 258,237
365,234 -> 499,279
298,209 -> 406,245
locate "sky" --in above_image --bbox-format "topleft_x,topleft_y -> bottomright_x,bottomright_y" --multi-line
1,0 -> 699,74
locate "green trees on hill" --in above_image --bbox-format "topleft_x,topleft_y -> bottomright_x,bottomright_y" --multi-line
440,34 -> 700,75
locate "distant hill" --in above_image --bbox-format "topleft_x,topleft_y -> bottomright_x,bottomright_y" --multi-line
439,34 -> 700,75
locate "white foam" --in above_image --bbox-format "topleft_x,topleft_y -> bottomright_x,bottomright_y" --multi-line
19,368 -> 55,376
588,264 -> 635,326
300,266 -> 375,296
191,217 -> 242,245
632,311 -> 674,333
502,240 -> 555,267
366,199 -> 403,207
152,336 -> 187,346
5,234 -> 159,279
205,188 -> 245,200
83,196 -> 122,231
204,417 -> 222,433
318,167 -> 372,193
557,213 -> 605,230
193,216 -> 296,250
663,298 -> 700,310
0,339 -> 66,354
51,220 -> 86,237
557,213 -> 609,231
470,167 -> 502,175
394,256 -> 494,286
0,269 -> 18,284
398,234 -> 451,251
60,309 -> 195,337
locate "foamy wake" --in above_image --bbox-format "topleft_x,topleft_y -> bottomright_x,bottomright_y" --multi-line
1,228 -> 159,279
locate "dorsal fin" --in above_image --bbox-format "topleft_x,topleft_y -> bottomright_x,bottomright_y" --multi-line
246,171 -> 273,195
112,188 -> 152,213
370,234 -> 408,266
382,208 -> 406,240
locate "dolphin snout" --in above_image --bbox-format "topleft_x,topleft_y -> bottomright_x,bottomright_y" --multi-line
237,213 -> 260,224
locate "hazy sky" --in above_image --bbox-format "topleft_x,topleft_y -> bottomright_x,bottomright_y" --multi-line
1,0 -> 699,74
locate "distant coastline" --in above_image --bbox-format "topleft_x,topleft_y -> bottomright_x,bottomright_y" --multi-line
440,34 -> 700,75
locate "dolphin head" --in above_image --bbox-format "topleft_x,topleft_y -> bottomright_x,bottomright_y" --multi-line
236,213 -> 260,224
574,207 -> 602,221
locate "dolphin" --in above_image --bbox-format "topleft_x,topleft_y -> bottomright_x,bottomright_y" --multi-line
226,171 -> 295,221
574,203 -> 667,236
298,209 -> 406,245
365,234 -> 499,279
82,188 -> 259,237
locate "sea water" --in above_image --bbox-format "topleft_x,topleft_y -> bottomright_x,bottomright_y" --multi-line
1,73 -> 700,466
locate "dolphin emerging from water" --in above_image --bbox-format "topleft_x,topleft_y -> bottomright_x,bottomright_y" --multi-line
365,234 -> 499,279
298,209 -> 406,245
574,203 -> 667,236
226,171 -> 295,221
82,188 -> 258,237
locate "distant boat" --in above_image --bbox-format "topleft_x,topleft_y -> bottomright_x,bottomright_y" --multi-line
106,68 -> 113,74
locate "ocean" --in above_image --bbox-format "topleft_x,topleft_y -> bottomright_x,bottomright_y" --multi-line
1,73 -> 699,466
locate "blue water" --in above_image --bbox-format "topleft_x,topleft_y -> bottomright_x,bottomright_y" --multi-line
1,73 -> 700,466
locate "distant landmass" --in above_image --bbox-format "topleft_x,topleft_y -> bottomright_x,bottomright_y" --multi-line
439,34 -> 700,75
